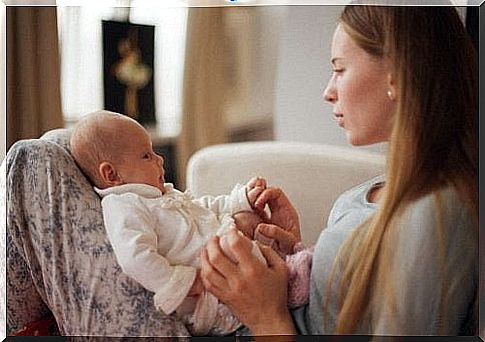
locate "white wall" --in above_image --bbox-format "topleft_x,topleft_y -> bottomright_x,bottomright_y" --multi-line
224,6 -> 287,132
273,5 -> 385,154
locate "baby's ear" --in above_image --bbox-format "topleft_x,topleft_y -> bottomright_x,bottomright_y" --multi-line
99,162 -> 123,187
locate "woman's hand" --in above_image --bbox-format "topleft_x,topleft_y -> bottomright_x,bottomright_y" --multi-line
253,187 -> 302,253
255,223 -> 299,256
200,229 -> 296,335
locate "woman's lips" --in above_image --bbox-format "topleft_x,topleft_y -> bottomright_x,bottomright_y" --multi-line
333,113 -> 344,127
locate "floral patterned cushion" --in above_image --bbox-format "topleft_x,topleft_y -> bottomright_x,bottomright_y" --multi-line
4,129 -> 189,336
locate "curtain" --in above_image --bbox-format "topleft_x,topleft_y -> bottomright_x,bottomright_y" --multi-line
6,6 -> 64,151
177,7 -> 234,189
1,5 -> 5,162
177,7 -> 282,189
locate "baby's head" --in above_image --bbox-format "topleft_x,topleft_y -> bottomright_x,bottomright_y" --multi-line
70,110 -> 166,193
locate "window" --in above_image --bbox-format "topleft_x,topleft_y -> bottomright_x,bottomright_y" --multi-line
56,1 -> 188,137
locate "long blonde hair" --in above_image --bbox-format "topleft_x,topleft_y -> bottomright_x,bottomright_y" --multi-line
329,6 -> 478,334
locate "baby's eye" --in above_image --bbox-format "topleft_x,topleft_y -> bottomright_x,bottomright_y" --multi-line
143,153 -> 151,160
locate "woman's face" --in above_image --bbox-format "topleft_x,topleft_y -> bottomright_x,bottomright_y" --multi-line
323,24 -> 396,146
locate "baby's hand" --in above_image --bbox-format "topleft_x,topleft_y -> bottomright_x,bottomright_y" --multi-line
246,176 -> 267,190
245,176 -> 267,209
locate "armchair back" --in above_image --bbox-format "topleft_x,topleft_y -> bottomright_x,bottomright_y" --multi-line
187,141 -> 385,245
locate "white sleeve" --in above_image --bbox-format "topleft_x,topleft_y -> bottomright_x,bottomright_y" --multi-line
192,183 -> 252,216
373,191 -> 477,335
101,195 -> 197,315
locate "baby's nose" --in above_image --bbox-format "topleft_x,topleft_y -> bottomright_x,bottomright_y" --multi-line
157,154 -> 164,167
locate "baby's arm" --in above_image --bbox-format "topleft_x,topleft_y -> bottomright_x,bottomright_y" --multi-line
193,176 -> 267,216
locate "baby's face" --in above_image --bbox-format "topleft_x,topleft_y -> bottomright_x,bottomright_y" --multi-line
114,123 -> 166,193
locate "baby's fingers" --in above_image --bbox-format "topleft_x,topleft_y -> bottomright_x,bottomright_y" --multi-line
254,177 -> 267,189
246,176 -> 266,190
246,176 -> 260,189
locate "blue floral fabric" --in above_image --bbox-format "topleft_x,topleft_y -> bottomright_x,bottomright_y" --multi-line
4,129 -> 190,336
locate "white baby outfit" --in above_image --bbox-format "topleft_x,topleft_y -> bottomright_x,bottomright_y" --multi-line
95,183 -> 265,336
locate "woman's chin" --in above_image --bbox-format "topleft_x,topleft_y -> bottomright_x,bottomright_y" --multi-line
346,132 -> 361,146
346,130 -> 374,146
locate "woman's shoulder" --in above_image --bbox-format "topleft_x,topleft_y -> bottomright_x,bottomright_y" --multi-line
405,185 -> 473,226
397,185 -> 476,247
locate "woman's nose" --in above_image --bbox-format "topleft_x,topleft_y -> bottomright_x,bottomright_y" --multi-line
323,78 -> 337,103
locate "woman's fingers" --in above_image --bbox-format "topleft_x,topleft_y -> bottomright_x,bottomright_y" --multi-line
256,223 -> 297,255
253,187 -> 283,210
200,229 -> 293,334
200,248 -> 230,298
257,223 -> 291,240
257,242 -> 288,273
221,229 -> 257,269
247,186 -> 265,208
204,235 -> 240,274
253,188 -> 301,236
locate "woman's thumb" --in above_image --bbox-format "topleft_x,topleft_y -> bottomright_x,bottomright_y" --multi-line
257,242 -> 286,269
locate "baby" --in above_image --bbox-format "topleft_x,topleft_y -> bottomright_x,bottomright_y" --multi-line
70,110 -> 311,335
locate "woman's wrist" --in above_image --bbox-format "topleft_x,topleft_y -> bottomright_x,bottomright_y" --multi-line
249,308 -> 296,336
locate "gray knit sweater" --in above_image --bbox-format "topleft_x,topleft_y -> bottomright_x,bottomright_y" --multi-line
292,175 -> 477,335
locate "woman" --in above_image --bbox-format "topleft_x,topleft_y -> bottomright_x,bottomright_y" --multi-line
199,5 -> 478,336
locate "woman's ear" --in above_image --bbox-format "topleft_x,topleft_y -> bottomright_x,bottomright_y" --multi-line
99,162 -> 123,187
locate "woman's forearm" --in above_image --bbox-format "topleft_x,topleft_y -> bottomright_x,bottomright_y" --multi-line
249,309 -> 297,336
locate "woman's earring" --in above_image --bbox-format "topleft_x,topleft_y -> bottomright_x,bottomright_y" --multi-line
387,90 -> 393,99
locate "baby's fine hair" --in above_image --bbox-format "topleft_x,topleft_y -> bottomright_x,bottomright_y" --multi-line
70,110 -> 134,188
